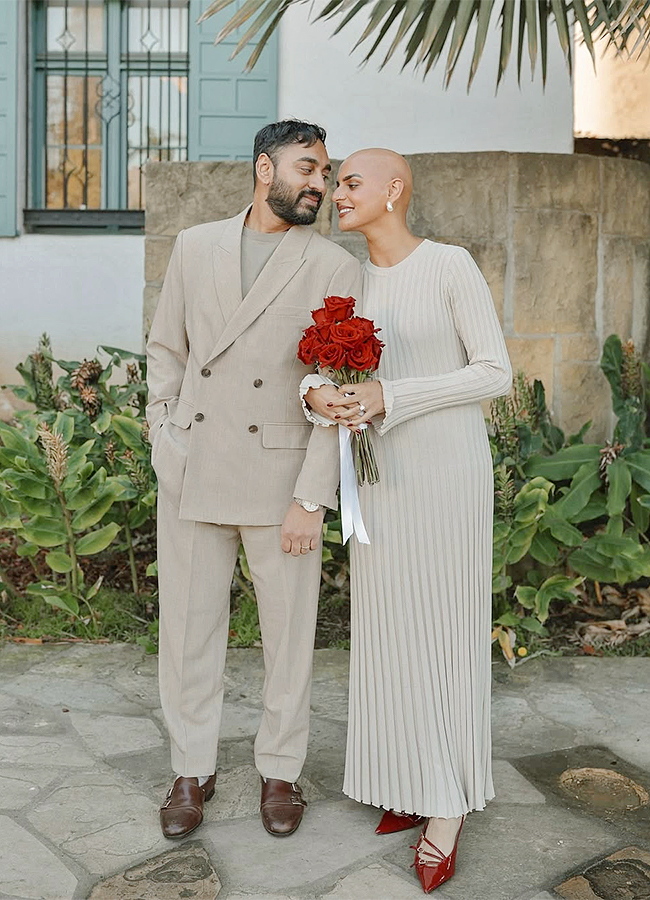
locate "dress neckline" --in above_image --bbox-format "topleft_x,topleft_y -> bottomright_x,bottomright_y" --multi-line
365,239 -> 428,275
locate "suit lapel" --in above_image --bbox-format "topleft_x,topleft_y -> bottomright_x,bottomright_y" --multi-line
211,207 -> 248,327
206,223 -> 312,364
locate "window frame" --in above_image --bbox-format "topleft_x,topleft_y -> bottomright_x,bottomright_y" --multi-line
28,0 -> 189,232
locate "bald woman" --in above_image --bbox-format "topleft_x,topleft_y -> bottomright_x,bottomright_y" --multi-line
303,150 -> 512,893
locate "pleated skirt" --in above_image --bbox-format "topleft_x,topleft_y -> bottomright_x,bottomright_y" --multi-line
343,405 -> 495,818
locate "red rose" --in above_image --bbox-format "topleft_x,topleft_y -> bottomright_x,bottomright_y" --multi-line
347,336 -> 384,372
318,341 -> 347,369
330,317 -> 377,349
298,326 -> 321,365
311,307 -> 329,326
329,321 -> 364,350
315,322 -> 332,343
350,317 -> 376,340
323,295 -> 356,322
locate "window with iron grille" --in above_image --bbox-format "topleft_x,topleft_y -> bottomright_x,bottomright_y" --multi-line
27,0 -> 189,231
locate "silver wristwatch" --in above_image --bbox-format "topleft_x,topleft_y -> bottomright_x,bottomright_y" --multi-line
294,497 -> 321,513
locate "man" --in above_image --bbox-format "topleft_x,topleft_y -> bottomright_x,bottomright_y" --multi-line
146,120 -> 361,840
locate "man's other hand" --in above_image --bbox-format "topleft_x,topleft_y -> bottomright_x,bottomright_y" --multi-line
281,503 -> 324,556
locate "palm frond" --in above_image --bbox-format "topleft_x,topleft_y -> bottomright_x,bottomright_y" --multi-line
524,0 -> 539,80
380,1 -> 426,68
444,0 -> 481,86
550,0 -> 573,76
614,0 -> 650,57
197,0 -> 649,89
538,0 -> 549,84
361,2 -> 406,62
468,0 -> 496,88
497,0 -> 516,88
352,0 -> 395,49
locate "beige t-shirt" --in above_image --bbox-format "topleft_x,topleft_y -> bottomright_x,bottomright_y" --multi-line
241,226 -> 286,298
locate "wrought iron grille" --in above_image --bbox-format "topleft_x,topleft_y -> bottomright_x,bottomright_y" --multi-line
31,0 -> 189,213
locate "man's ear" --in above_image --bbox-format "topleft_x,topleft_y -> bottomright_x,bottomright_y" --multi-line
256,152 -> 274,187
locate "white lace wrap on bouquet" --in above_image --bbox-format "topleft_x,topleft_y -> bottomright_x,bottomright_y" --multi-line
299,374 -> 370,545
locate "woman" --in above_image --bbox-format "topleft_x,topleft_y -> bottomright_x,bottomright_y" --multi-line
303,149 -> 512,893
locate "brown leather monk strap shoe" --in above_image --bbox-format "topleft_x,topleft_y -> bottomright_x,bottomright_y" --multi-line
260,777 -> 307,836
159,774 -> 216,839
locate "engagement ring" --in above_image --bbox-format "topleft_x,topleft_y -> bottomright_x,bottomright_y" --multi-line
358,403 -> 367,414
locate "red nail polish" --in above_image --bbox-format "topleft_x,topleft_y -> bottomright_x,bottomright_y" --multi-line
335,415 -> 340,419
327,402 -> 333,407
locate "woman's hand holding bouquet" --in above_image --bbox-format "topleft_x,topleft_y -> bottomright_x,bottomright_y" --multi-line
298,295 -> 384,486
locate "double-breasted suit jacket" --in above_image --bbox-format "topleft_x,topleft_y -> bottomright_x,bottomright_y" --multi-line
146,207 -> 362,525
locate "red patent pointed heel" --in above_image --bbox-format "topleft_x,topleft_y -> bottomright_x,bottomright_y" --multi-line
376,809 -> 426,835
410,816 -> 465,893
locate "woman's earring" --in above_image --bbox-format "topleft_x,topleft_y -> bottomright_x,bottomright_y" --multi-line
386,201 -> 394,212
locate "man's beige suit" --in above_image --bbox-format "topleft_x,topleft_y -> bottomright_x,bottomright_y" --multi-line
147,207 -> 361,778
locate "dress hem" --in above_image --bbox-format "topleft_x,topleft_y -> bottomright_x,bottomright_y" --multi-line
341,786 -> 495,819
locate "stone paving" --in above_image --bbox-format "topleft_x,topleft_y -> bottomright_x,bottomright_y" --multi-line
1,643 -> 649,900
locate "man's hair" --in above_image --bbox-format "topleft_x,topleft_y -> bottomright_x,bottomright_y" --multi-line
253,120 -> 327,184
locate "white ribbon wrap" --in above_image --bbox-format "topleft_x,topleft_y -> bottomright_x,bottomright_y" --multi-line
339,424 -> 370,545
299,373 -> 370,545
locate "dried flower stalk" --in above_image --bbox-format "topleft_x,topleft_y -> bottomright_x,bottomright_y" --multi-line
37,423 -> 68,487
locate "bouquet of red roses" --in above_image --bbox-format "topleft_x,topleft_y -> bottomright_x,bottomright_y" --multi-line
298,295 -> 383,486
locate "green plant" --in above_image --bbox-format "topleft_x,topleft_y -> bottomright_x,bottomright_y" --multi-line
198,0 -> 647,87
0,414 -> 123,624
491,338 -> 650,664
601,334 -> 649,450
3,338 -> 157,598
136,618 -> 160,654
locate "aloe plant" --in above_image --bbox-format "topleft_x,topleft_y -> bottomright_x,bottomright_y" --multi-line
198,0 -> 649,88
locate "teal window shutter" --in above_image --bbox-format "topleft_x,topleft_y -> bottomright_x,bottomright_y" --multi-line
0,0 -> 18,236
188,0 -> 278,160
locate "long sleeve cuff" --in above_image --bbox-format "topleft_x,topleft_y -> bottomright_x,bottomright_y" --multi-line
376,377 -> 395,431
374,362 -> 512,437
299,373 -> 337,427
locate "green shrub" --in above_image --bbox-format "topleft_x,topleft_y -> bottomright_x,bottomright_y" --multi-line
2,332 -> 649,655
491,336 -> 650,664
0,337 -> 156,631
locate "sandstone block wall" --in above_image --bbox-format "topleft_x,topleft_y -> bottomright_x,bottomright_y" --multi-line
145,153 -> 650,442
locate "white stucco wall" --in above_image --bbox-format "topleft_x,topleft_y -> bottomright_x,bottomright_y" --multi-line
277,4 -> 575,157
575,36 -> 650,140
0,235 -> 144,410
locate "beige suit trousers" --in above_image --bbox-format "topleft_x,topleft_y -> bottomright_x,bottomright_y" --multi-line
157,456 -> 322,780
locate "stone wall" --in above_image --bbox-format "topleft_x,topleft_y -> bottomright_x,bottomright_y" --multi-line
145,153 -> 650,442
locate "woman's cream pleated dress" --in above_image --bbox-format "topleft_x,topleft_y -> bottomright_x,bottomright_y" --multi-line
343,240 -> 512,818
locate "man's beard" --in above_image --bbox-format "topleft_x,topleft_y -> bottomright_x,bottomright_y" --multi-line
266,177 -> 323,225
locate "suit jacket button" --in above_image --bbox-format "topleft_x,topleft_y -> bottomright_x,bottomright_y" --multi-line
194,412 -> 205,422
253,378 -> 263,388
201,368 -> 211,378
248,424 -> 258,433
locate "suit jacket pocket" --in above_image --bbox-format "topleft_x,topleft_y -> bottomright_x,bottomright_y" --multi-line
262,423 -> 312,449
168,398 -> 195,429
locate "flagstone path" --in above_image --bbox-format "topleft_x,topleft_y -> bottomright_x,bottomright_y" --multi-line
1,643 -> 649,900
